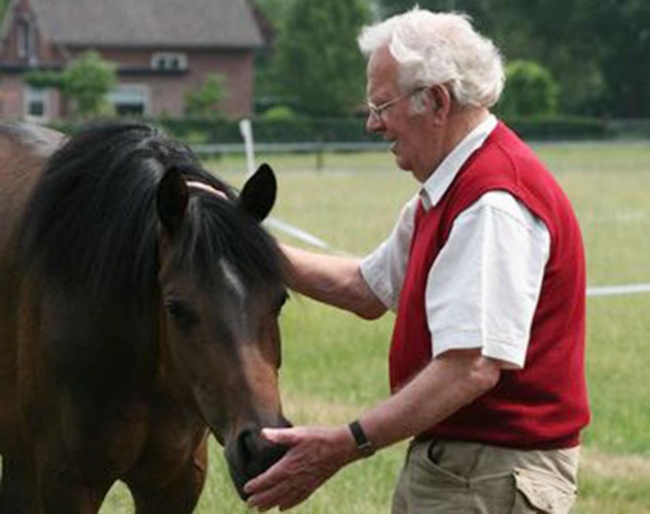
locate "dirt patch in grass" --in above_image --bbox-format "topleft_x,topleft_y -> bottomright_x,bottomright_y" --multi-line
582,448 -> 650,479
284,392 -> 359,425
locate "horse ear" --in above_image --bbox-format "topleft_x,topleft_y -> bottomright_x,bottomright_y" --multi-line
237,163 -> 276,223
157,166 -> 189,233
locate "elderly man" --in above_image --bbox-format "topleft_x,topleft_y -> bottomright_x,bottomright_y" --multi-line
246,8 -> 589,513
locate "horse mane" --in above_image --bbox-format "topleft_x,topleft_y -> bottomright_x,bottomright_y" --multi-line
19,122 -> 283,314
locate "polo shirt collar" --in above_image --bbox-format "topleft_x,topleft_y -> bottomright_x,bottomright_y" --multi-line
420,114 -> 498,210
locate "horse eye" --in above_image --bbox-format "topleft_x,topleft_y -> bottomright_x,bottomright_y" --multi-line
165,298 -> 200,329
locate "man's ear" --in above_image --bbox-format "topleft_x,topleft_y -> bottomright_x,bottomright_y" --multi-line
157,166 -> 188,233
428,84 -> 452,123
237,163 -> 277,223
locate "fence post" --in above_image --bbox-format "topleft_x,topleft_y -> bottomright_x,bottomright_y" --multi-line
316,138 -> 325,172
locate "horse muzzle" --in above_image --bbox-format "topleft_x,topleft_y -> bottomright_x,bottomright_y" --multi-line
225,417 -> 292,499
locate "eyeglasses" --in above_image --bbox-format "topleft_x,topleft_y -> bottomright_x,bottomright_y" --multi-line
366,87 -> 426,121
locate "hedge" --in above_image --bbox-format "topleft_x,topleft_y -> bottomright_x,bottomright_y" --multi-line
505,116 -> 610,140
48,115 -> 611,144
158,116 -> 382,144
161,115 -> 611,143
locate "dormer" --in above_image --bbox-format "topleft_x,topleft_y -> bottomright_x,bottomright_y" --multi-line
1,0 -> 40,65
151,52 -> 188,72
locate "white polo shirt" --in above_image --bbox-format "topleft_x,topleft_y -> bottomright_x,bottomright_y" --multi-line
360,116 -> 550,369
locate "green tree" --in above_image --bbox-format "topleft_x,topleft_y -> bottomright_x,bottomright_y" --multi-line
62,51 -> 117,119
253,0 -> 295,25
25,51 -> 117,120
184,73 -> 228,118
378,0 -> 494,27
498,60 -> 559,117
0,0 -> 9,20
580,0 -> 650,117
377,0 -> 650,117
271,0 -> 371,116
250,0 -> 296,110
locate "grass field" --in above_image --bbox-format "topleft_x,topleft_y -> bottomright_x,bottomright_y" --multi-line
99,141 -> 648,512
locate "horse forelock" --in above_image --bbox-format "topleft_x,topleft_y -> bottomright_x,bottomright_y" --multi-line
175,191 -> 284,291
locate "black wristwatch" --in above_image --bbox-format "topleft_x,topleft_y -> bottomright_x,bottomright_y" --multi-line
348,420 -> 375,458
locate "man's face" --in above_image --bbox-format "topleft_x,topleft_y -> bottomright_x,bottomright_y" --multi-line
365,46 -> 435,182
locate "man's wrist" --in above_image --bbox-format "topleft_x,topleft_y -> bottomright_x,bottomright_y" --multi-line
348,420 -> 375,458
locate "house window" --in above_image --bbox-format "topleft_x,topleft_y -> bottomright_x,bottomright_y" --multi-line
24,87 -> 49,122
151,52 -> 188,72
109,85 -> 149,116
17,19 -> 32,60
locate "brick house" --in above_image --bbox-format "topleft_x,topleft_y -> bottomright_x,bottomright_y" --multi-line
0,0 -> 265,122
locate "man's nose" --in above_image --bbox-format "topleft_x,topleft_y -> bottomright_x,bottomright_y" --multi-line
365,112 -> 383,133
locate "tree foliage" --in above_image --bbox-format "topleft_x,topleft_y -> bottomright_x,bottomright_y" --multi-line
61,51 -> 117,119
581,0 -> 650,117
376,0 -> 650,117
24,70 -> 65,90
25,51 -> 117,120
270,0 -> 371,116
253,0 -> 295,27
184,73 -> 228,118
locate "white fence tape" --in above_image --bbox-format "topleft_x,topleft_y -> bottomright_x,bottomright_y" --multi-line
587,283 -> 650,297
265,218 -> 329,249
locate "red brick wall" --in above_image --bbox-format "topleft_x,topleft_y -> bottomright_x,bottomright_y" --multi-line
61,47 -> 257,118
1,19 -> 258,121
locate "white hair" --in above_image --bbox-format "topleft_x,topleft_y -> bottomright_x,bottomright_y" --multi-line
358,7 -> 505,108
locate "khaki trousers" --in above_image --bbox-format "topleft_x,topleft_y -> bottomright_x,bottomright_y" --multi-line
392,439 -> 579,514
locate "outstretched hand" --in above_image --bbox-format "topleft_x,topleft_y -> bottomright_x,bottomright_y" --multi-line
244,425 -> 358,511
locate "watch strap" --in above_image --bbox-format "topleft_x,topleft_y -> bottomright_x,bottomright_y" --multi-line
348,420 -> 374,457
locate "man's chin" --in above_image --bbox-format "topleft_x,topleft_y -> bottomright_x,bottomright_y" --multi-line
392,154 -> 411,174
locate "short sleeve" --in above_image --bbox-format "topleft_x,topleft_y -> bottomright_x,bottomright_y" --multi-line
360,195 -> 419,311
426,191 -> 550,369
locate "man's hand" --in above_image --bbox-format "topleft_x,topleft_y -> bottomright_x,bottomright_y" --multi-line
244,425 -> 358,511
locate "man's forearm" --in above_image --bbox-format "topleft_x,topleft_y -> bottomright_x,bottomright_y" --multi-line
280,243 -> 386,319
358,350 -> 501,451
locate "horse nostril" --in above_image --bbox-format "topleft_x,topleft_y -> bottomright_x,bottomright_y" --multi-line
237,427 -> 260,462
226,421 -> 291,500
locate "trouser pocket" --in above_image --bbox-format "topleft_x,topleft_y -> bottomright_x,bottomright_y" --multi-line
512,468 -> 577,514
395,440 -> 578,514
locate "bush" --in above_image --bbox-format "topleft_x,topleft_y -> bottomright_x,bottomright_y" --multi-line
499,60 -> 560,117
260,105 -> 298,122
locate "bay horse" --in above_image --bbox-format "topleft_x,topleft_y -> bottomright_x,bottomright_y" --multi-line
0,122 -> 290,513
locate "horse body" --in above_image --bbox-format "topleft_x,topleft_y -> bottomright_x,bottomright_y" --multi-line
0,123 -> 289,513
0,124 -> 62,454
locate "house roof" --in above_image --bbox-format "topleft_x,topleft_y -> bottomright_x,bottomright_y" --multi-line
29,0 -> 264,49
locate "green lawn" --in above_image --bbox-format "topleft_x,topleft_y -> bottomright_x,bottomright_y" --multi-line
95,142 -> 650,512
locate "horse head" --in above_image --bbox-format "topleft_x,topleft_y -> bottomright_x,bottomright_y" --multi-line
156,162 -> 290,498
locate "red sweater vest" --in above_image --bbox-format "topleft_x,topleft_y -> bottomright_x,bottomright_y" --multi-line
389,122 -> 589,449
